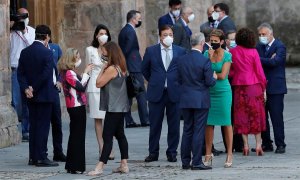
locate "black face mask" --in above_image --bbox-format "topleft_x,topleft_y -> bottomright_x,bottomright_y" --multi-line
211,42 -> 221,50
135,20 -> 142,28
101,55 -> 108,62
208,16 -> 215,23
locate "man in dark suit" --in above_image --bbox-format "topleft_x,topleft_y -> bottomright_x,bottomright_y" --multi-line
17,25 -> 58,167
178,33 -> 216,170
118,10 -> 149,128
158,0 -> 182,29
200,6 -> 216,33
212,3 -> 236,34
142,25 -> 186,162
173,7 -> 195,50
255,22 -> 287,154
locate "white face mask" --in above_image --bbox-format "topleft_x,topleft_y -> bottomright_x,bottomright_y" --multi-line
229,40 -> 237,48
98,34 -> 108,44
163,36 -> 173,47
188,13 -> 195,22
212,12 -> 219,20
171,10 -> 180,18
259,36 -> 269,45
23,18 -> 29,26
75,59 -> 82,68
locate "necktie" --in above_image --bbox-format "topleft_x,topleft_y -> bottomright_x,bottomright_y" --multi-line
266,45 -> 270,51
164,48 -> 171,70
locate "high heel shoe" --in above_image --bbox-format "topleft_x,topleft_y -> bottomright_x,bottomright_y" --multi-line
256,148 -> 264,156
224,155 -> 233,168
112,166 -> 129,173
243,148 -> 249,156
87,168 -> 103,176
203,154 -> 213,166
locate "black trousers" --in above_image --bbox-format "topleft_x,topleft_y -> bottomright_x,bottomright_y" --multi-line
100,112 -> 128,164
51,92 -> 63,155
65,105 -> 86,172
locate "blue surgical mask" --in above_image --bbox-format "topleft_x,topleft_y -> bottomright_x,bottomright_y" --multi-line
259,36 -> 269,45
229,40 -> 237,48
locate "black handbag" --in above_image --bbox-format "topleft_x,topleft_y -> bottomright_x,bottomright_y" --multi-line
126,73 -> 144,98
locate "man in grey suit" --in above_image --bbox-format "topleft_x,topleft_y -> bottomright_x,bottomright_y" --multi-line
178,33 -> 216,170
212,3 -> 236,34
173,7 -> 195,50
200,6 -> 216,33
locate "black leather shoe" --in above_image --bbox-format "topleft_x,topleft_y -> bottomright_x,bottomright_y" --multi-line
22,135 -> 29,142
36,158 -> 59,167
191,164 -> 212,170
275,146 -> 285,154
28,159 -> 37,165
167,156 -> 177,162
182,165 -> 191,170
212,148 -> 223,156
141,122 -> 150,127
53,153 -> 67,162
251,145 -> 274,152
126,123 -> 141,128
145,154 -> 158,162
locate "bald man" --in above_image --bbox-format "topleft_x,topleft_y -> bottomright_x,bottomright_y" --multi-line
200,6 -> 216,33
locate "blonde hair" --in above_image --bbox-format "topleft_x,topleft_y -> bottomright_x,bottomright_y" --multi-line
57,48 -> 78,72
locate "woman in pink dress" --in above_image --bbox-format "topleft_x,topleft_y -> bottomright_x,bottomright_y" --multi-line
229,28 -> 267,156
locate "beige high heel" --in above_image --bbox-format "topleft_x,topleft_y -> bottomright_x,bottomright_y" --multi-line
224,154 -> 233,168
112,166 -> 129,173
203,154 -> 214,166
87,168 -> 103,176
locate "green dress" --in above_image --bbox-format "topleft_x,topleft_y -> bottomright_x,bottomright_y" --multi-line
204,50 -> 232,126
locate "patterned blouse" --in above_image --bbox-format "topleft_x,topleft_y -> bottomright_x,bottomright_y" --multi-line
61,70 -> 90,108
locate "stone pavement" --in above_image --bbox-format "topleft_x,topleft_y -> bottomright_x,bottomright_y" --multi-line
0,68 -> 300,180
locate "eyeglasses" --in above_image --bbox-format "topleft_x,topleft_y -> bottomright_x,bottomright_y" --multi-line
214,10 -> 222,13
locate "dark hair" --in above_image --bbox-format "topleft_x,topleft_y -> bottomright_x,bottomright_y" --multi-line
103,41 -> 127,73
210,29 -> 225,41
214,3 -> 229,15
91,24 -> 111,48
235,28 -> 256,48
35,25 -> 51,41
169,0 -> 181,7
225,30 -> 236,39
159,25 -> 173,36
126,10 -> 141,23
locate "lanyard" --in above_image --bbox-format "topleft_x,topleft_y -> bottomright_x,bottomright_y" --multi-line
15,28 -> 30,47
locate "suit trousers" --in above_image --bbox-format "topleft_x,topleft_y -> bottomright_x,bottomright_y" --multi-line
65,105 -> 86,172
27,102 -> 52,161
148,89 -> 180,157
181,108 -> 208,166
100,112 -> 128,164
125,73 -> 149,125
262,94 -> 286,147
51,91 -> 63,155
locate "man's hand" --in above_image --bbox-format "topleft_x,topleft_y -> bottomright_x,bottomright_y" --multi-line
271,53 -> 276,59
25,86 -> 33,98
213,71 -> 218,79
56,82 -> 62,91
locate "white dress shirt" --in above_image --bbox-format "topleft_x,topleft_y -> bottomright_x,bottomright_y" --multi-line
160,43 -> 173,87
10,26 -> 35,68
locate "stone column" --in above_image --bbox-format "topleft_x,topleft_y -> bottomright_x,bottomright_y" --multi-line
0,0 -> 21,148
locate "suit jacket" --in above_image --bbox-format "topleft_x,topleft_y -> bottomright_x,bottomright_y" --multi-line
85,46 -> 106,92
256,39 -> 287,94
49,43 -> 62,65
158,13 -> 174,29
142,44 -> 186,103
17,41 -> 56,103
173,18 -> 192,50
177,50 -> 216,108
217,16 -> 236,34
118,24 -> 142,73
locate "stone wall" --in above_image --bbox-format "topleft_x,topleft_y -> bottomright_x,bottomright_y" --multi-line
0,0 -> 21,148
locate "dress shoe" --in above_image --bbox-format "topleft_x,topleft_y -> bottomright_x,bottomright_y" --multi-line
167,156 -> 177,162
141,122 -> 150,127
53,153 -> 67,162
112,166 -> 129,173
36,158 -> 59,167
224,154 -> 233,168
233,147 -> 243,152
28,159 -> 37,165
182,165 -> 191,170
22,135 -> 29,142
126,123 -> 141,128
145,154 -> 158,162
191,164 -> 212,170
67,170 -> 84,174
251,145 -> 273,152
275,146 -> 285,154
212,147 -> 223,156
243,148 -> 249,156
203,154 -> 213,166
256,148 -> 264,156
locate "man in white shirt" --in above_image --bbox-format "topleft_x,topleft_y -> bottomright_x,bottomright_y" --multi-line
10,8 -> 35,142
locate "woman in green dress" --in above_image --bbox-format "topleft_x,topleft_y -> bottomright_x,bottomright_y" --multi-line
203,29 -> 233,168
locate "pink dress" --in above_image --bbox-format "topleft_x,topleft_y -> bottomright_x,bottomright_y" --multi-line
229,46 -> 267,134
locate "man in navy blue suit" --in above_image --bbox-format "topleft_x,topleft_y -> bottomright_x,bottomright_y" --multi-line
118,10 -> 149,128
158,0 -> 182,29
142,25 -> 186,162
212,3 -> 236,34
18,25 -> 59,167
255,22 -> 287,154
178,33 -> 216,170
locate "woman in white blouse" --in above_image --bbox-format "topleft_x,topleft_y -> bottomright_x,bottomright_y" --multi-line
86,24 -> 114,160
